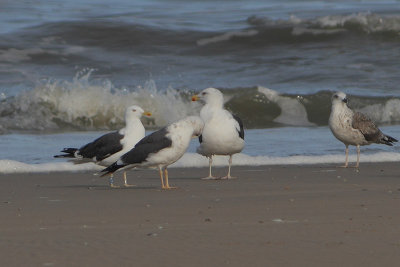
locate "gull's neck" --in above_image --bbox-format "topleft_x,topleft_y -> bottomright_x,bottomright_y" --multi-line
331,101 -> 353,118
121,117 -> 144,135
200,103 -> 224,122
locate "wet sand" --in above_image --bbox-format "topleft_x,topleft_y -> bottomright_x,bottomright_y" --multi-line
1,163 -> 400,267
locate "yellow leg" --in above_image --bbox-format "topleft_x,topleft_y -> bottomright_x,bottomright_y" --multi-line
158,166 -> 165,189
122,171 -> 136,187
162,168 -> 177,190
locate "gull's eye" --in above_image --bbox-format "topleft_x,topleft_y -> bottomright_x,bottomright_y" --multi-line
201,92 -> 206,95
132,109 -> 136,112
334,95 -> 338,98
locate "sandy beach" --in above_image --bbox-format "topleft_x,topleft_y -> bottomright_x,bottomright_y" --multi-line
1,163 -> 400,267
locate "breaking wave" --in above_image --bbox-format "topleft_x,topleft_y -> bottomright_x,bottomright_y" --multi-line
0,70 -> 200,133
0,71 -> 400,134
197,12 -> 400,47
3,12 -> 400,60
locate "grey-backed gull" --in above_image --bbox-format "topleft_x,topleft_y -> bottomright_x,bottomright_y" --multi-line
192,88 -> 244,179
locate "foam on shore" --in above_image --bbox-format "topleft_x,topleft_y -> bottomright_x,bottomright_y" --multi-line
2,152 -> 400,174
0,160 -> 102,174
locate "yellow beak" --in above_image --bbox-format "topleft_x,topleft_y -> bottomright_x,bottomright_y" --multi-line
191,95 -> 199,102
143,111 -> 152,117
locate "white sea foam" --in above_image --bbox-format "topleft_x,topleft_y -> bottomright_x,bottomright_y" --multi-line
0,160 -> 102,174
357,99 -> 400,124
197,29 -> 258,46
0,46 -> 85,63
1,72 -> 399,133
257,86 -> 315,126
48,71 -> 197,127
251,12 -> 400,36
0,70 -> 199,131
173,152 -> 400,167
2,152 -> 399,174
315,13 -> 400,34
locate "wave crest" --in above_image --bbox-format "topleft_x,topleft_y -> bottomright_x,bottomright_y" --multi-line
1,72 -> 400,133
0,70 -> 199,133
248,12 -> 400,37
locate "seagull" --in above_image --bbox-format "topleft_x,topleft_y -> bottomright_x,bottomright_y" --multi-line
329,91 -> 397,168
54,105 -> 152,187
100,116 -> 204,190
192,88 -> 244,179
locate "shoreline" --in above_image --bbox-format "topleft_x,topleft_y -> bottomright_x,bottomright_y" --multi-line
1,163 -> 400,266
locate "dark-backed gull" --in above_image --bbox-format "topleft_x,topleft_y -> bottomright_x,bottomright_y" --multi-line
100,116 -> 204,190
55,105 -> 151,187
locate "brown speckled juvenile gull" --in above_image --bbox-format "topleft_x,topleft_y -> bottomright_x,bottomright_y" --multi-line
329,92 -> 397,168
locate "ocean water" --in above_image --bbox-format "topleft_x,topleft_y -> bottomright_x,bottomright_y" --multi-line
1,0 -> 400,173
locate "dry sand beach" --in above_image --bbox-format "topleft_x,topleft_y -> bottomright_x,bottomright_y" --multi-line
1,163 -> 400,267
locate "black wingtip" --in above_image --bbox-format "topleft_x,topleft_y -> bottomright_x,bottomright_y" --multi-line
100,168 -> 113,177
54,148 -> 78,158
100,172 -> 111,178
382,135 -> 398,146
100,162 -> 124,177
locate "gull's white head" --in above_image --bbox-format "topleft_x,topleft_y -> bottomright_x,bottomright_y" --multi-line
331,92 -> 348,106
125,105 -> 152,121
192,88 -> 224,108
